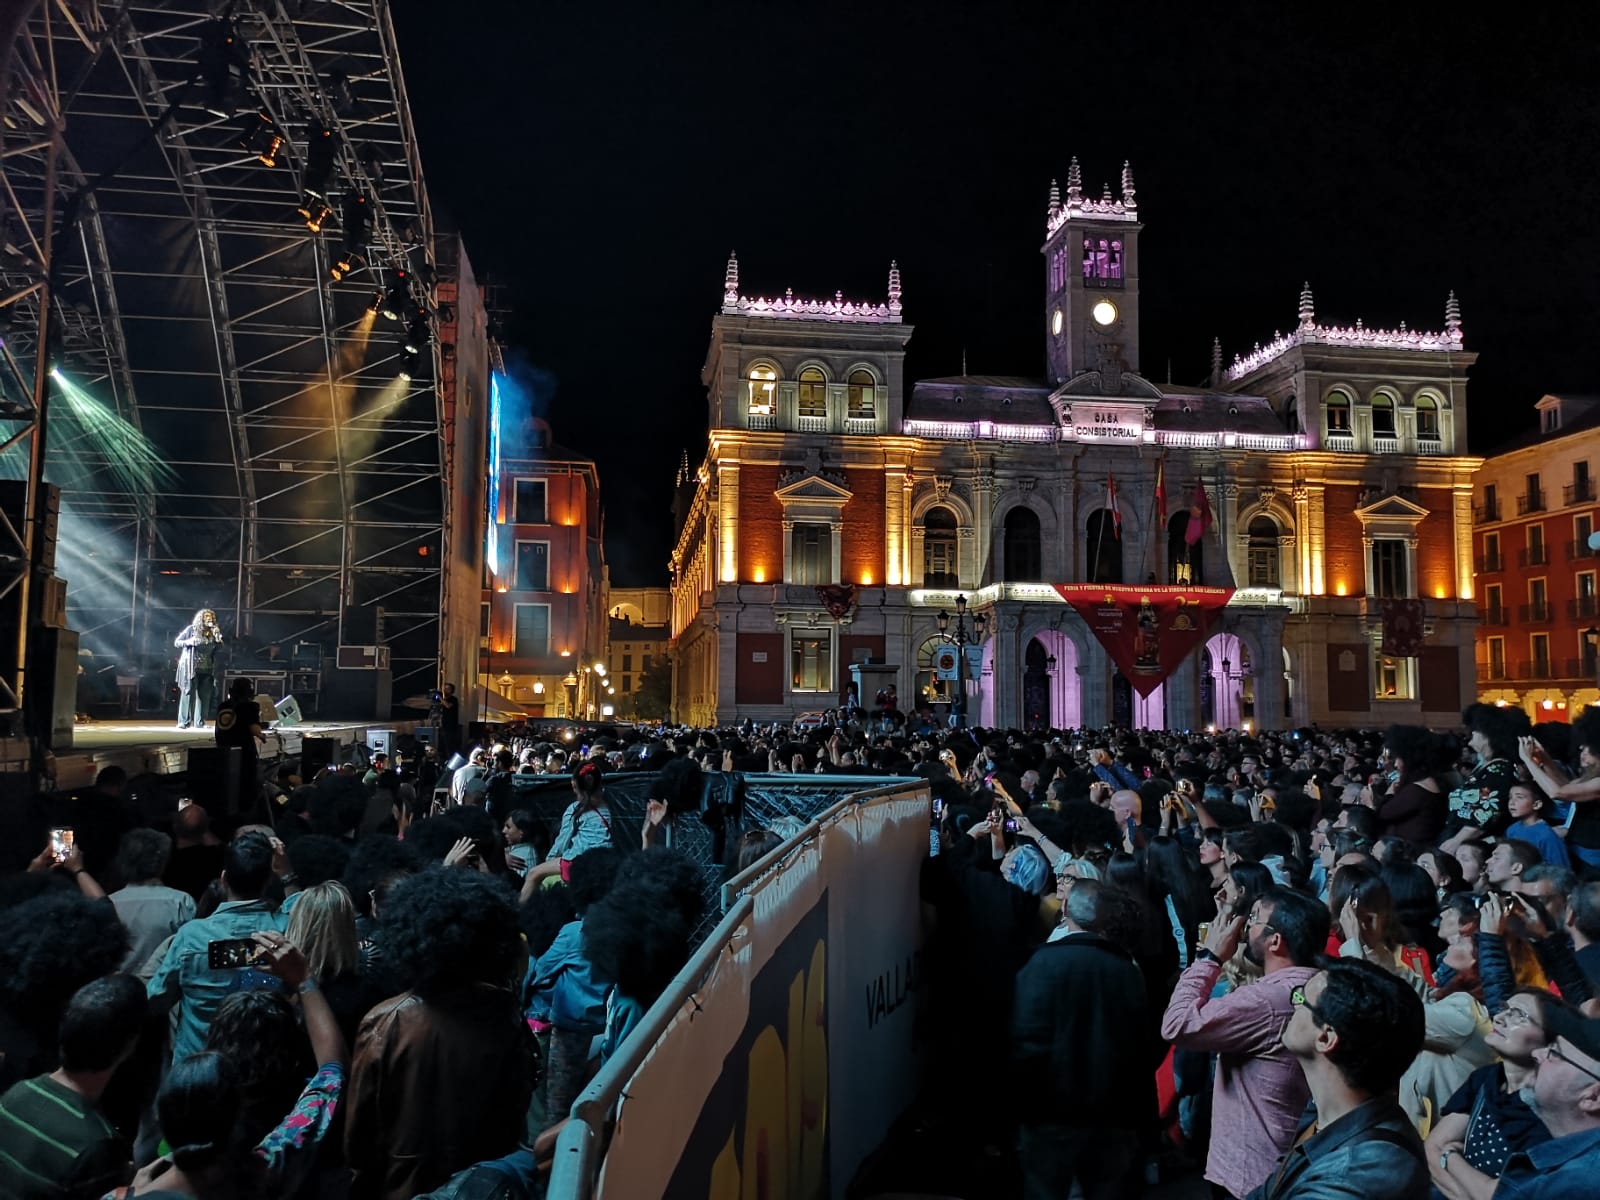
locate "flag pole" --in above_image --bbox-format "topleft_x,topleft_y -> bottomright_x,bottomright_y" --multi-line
1093,470 -> 1109,584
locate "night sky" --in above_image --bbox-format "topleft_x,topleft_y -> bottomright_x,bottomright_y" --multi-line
390,1 -> 1600,587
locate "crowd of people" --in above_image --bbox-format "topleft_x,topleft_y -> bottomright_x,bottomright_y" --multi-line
6,700 -> 1600,1199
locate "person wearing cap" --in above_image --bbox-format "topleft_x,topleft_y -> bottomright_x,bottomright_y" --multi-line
1489,1006 -> 1600,1198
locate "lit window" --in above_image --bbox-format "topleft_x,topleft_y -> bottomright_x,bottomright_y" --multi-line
1371,393 -> 1396,436
1247,516 -> 1280,587
1326,389 -> 1352,434
748,365 -> 776,415
1416,395 -> 1439,438
847,371 -> 876,420
790,524 -> 833,585
1374,650 -> 1413,699
798,367 -> 827,419
791,631 -> 832,693
923,506 -> 958,587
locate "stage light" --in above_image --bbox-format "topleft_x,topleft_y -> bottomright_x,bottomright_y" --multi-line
329,249 -> 361,282
381,270 -> 410,320
403,313 -> 430,355
397,346 -> 419,380
238,112 -> 284,165
301,121 -> 339,198
298,196 -> 332,233
367,291 -> 384,314
341,193 -> 372,251
198,18 -> 250,117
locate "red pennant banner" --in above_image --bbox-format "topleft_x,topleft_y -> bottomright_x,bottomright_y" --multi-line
1053,584 -> 1235,697
1381,598 -> 1425,657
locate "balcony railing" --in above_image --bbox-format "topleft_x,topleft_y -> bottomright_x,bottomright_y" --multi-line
1566,480 -> 1596,506
1519,546 -> 1550,568
1474,501 -> 1501,523
1519,660 -> 1557,681
1569,596 -> 1600,620
1476,662 -> 1509,682
796,413 -> 827,433
1519,601 -> 1551,623
1372,434 -> 1402,455
747,411 -> 777,431
1567,539 -> 1597,562
1518,492 -> 1547,515
843,416 -> 877,435
1474,553 -> 1504,573
1517,658 -> 1594,682
1480,604 -> 1510,626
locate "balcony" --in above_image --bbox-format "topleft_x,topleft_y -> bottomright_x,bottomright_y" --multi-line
1568,540 -> 1597,562
1474,552 -> 1504,573
1518,660 -> 1557,681
796,414 -> 827,433
1566,480 -> 1596,506
1476,662 -> 1509,682
1519,546 -> 1549,568
747,411 -> 777,431
1519,601 -> 1551,623
1480,604 -> 1510,626
1372,434 -> 1402,455
843,416 -> 877,435
1474,501 -> 1501,524
1518,492 -> 1547,515
1417,431 -> 1443,455
1569,596 -> 1600,620
1518,657 -> 1596,682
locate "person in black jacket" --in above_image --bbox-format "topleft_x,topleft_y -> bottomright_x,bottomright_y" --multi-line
1011,877 -> 1158,1200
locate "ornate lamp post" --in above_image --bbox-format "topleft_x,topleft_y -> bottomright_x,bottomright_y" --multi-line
935,594 -> 988,728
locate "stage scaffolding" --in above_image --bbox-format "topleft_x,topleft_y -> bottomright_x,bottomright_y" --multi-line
1,0 -> 450,723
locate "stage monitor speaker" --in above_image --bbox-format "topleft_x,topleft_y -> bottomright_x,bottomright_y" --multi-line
413,725 -> 435,747
274,695 -> 303,728
301,735 -> 336,779
368,728 -> 393,756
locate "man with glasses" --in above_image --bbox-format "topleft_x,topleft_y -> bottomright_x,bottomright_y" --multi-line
1493,1007 -> 1600,1197
1162,887 -> 1329,1198
1250,959 -> 1428,1199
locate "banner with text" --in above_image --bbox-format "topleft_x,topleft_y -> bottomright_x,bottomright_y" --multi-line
1053,584 -> 1234,697
592,785 -> 930,1200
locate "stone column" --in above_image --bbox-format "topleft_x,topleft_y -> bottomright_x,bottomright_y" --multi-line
1254,615 -> 1287,731
972,462 -> 996,585
993,610 -> 1024,728
1453,485 -> 1475,601
717,464 -> 740,583
1306,484 -> 1326,595
1167,652 -> 1202,732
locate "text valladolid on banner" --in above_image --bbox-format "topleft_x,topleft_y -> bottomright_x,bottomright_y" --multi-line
594,785 -> 930,1199
1053,584 -> 1234,697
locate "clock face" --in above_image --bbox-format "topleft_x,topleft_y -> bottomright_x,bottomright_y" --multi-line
1051,308 -> 1064,336
1092,299 -> 1119,327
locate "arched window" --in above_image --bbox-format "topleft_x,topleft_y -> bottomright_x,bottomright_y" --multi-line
1082,237 -> 1095,278
747,365 -> 776,416
1247,515 -> 1281,587
1168,511 -> 1203,585
1108,240 -> 1123,279
847,370 -> 876,420
1416,394 -> 1440,439
1325,389 -> 1352,435
798,367 -> 827,420
923,506 -> 958,587
1086,510 -> 1122,584
1371,392 -> 1397,436
1284,394 -> 1300,435
1002,506 -> 1042,581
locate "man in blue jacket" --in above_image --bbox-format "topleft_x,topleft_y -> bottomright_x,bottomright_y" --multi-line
1488,1006 -> 1600,1199
1250,958 -> 1428,1199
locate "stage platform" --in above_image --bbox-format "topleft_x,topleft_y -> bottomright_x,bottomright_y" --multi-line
56,718 -> 425,791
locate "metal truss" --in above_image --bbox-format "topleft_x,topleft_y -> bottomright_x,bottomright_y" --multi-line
1,0 -> 448,707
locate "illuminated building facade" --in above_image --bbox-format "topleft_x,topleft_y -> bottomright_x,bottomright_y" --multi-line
607,588 -> 670,716
482,408 -> 608,717
670,161 -> 1482,730
1472,394 -> 1600,721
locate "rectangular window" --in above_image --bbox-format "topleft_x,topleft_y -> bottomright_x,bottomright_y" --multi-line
1485,531 -> 1501,569
790,524 -> 833,585
1488,636 -> 1506,677
1485,583 -> 1503,622
1577,571 -> 1597,621
1374,650 -> 1414,699
1327,403 -> 1351,432
1580,571 -> 1597,599
1417,403 -> 1440,437
1247,546 -> 1279,588
480,601 -> 491,639
514,479 -> 547,524
1531,632 -> 1552,677
622,654 -> 633,672
1370,539 -> 1409,598
514,541 -> 550,591
1530,524 -> 1545,556
622,674 -> 632,692
791,631 -> 832,693
1584,632 -> 1599,676
1526,472 -> 1544,513
513,604 -> 550,657
798,375 -> 827,419
1530,578 -> 1548,620
642,655 -> 652,671
1577,514 -> 1594,560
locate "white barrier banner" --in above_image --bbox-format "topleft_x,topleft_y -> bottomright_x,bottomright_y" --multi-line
593,786 -> 929,1199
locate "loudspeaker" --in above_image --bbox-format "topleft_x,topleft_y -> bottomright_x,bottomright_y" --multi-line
301,735 -> 336,779
274,695 -> 303,728
368,728 -> 393,756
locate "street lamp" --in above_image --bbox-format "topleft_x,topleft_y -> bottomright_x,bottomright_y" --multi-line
934,593 -> 988,728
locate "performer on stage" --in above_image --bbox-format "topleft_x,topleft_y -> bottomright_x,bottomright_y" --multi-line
174,609 -> 224,729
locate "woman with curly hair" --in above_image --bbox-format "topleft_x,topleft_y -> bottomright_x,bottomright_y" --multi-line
521,760 -> 613,892
1447,703 -> 1530,835
1375,724 -> 1450,843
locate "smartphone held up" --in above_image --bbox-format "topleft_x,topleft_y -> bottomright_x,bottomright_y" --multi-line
49,827 -> 74,863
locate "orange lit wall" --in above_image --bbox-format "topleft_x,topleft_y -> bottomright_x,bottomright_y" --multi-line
1322,485 -> 1364,596
1417,488 -> 1457,599
486,465 -> 600,670
841,468 -> 886,585
738,465 -> 784,583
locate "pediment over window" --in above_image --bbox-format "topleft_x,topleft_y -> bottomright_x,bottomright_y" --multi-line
1353,493 -> 1429,524
774,474 -> 853,507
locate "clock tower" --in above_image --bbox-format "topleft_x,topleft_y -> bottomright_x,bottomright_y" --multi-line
1042,158 -> 1142,386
